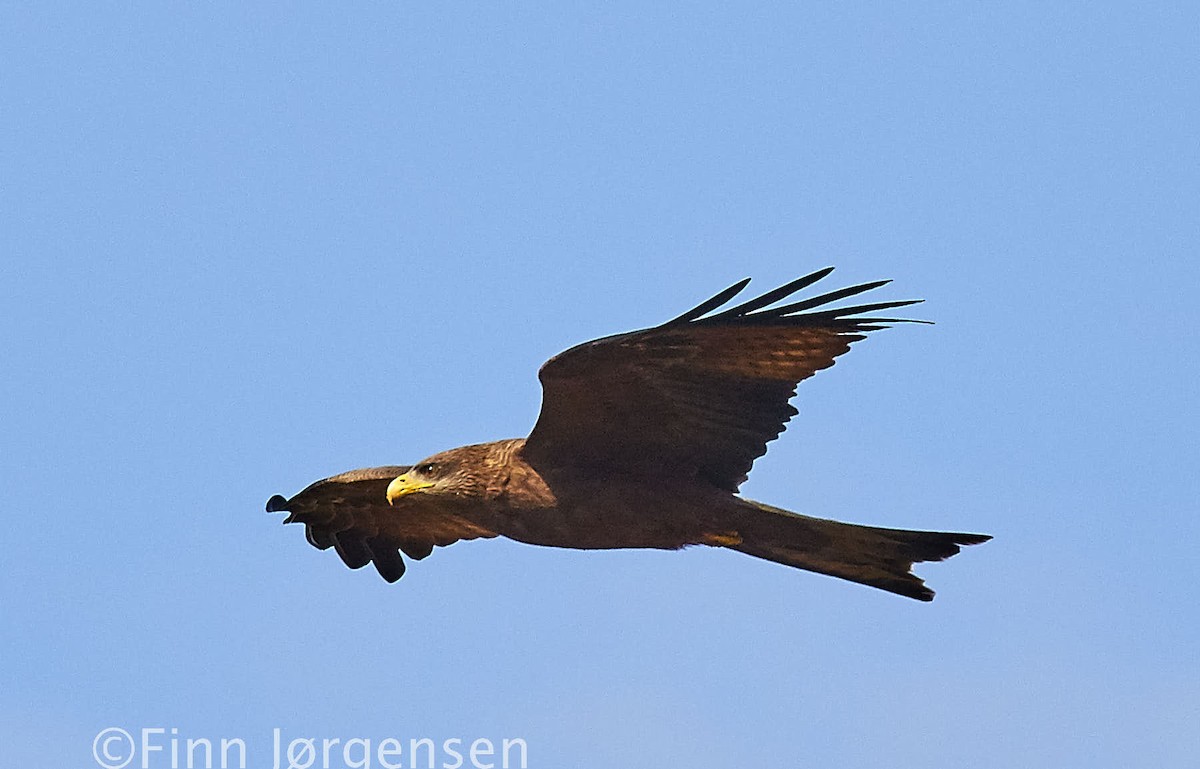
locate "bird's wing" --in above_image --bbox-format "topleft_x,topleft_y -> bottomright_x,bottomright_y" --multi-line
523,268 -> 924,492
266,466 -> 498,582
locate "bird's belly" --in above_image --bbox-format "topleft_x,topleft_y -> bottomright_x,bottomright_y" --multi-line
494,475 -> 731,551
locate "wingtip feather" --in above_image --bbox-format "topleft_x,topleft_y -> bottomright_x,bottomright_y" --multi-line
663,277 -> 752,325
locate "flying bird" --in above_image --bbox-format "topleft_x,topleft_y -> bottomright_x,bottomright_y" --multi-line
267,268 -> 989,601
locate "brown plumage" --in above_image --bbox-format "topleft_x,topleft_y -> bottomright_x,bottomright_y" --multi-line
267,268 -> 989,601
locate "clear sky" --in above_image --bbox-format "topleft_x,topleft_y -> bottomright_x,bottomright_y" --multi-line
2,3 -> 1197,768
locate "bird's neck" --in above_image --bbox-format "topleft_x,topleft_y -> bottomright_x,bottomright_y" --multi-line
478,438 -> 558,511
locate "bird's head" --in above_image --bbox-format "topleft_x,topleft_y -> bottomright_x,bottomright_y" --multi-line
385,444 -> 496,505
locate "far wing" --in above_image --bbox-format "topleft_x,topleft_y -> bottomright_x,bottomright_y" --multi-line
523,268 -> 924,492
266,466 -> 497,582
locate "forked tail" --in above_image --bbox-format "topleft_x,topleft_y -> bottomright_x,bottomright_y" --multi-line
728,499 -> 990,601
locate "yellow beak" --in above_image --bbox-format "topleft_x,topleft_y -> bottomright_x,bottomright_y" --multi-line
386,475 -> 434,505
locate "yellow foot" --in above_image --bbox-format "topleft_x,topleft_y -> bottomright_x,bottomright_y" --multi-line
704,531 -> 743,547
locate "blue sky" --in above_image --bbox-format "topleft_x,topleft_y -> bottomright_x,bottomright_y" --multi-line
2,3 -> 1197,768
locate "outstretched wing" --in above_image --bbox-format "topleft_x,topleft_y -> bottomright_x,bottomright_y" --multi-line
523,268 -> 924,492
266,466 -> 498,582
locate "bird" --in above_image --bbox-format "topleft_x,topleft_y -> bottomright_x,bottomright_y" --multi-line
266,268 -> 990,601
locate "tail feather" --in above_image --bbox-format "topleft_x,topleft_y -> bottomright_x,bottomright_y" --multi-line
728,500 -> 990,601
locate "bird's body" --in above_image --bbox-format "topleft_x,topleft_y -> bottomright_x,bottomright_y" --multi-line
413,438 -> 740,551
268,269 -> 990,601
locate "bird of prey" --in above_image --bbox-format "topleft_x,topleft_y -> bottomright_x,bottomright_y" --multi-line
267,268 -> 989,601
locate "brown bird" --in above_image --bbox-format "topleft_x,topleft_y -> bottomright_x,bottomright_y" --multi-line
267,268 -> 989,601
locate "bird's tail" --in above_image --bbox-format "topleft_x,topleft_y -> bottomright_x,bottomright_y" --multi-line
725,499 -> 989,601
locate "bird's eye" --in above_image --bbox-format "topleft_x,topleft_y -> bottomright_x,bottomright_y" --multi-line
417,463 -> 437,476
